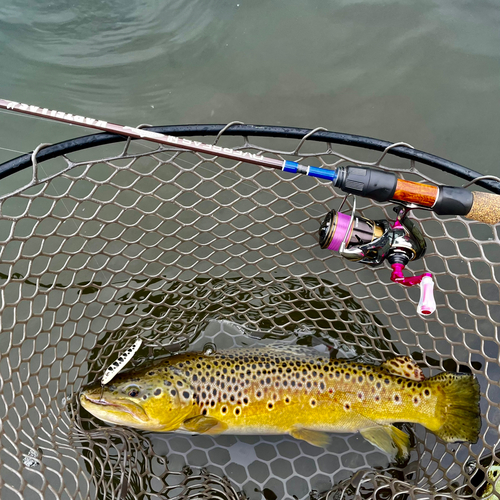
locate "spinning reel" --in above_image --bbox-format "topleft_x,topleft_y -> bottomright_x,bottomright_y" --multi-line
319,200 -> 436,315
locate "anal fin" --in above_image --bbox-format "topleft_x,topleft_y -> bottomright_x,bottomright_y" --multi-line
360,425 -> 410,460
382,356 -> 425,381
290,427 -> 331,448
182,415 -> 227,434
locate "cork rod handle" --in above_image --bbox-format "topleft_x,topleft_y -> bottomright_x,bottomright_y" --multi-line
465,192 -> 500,225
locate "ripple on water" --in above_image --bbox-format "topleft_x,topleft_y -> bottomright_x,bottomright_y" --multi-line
0,0 -> 219,68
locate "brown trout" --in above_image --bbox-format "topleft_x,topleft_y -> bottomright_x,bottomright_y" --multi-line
80,346 -> 481,459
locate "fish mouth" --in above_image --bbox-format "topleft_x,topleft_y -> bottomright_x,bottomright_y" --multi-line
80,392 -> 149,423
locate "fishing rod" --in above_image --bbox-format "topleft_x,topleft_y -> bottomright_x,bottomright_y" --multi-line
1,98 -> 497,315
1,99 -> 499,226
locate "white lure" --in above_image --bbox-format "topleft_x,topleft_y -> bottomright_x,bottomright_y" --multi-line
101,339 -> 143,385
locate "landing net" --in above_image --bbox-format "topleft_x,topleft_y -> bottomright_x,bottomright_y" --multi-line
0,125 -> 498,500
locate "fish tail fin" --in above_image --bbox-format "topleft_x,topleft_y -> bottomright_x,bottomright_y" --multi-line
430,372 -> 481,443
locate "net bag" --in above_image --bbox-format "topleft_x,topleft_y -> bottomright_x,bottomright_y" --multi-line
0,124 -> 499,500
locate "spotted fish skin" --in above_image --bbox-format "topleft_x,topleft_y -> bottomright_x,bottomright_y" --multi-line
80,347 -> 481,459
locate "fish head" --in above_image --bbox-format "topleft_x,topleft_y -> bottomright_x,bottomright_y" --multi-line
80,363 -> 196,432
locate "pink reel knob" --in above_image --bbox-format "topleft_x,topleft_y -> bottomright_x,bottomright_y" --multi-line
418,275 -> 436,316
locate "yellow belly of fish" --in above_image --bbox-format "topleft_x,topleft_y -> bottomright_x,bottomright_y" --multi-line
191,387 -> 438,435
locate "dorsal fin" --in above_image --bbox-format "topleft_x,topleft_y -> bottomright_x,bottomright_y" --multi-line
382,356 -> 425,381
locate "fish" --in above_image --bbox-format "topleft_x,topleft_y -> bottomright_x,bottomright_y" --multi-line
480,464 -> 500,499
464,458 -> 500,499
80,346 -> 481,459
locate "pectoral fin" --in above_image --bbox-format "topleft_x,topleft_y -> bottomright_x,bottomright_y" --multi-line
290,427 -> 331,448
382,356 -> 425,381
360,425 -> 410,460
182,415 -> 227,434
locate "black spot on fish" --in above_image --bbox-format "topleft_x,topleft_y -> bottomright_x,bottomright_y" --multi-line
170,389 -> 176,397
154,389 -> 161,396
183,391 -> 190,399
177,381 -> 183,387
384,378 -> 390,385
149,371 -> 155,376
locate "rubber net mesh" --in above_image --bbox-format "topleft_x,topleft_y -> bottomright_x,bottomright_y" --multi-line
0,129 -> 499,500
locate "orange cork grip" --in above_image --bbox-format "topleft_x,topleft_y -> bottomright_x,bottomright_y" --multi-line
393,179 -> 439,207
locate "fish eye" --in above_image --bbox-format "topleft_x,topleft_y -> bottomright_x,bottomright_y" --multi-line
126,386 -> 140,398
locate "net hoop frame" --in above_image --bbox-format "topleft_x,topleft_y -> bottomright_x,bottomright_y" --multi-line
2,124 -> 500,194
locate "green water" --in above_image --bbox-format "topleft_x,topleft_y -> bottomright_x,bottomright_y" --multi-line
1,0 -> 499,180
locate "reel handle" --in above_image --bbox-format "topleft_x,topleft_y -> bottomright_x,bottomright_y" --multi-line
418,275 -> 436,316
390,265 -> 436,316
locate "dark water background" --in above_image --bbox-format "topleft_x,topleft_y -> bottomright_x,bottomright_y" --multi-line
0,0 -> 499,178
